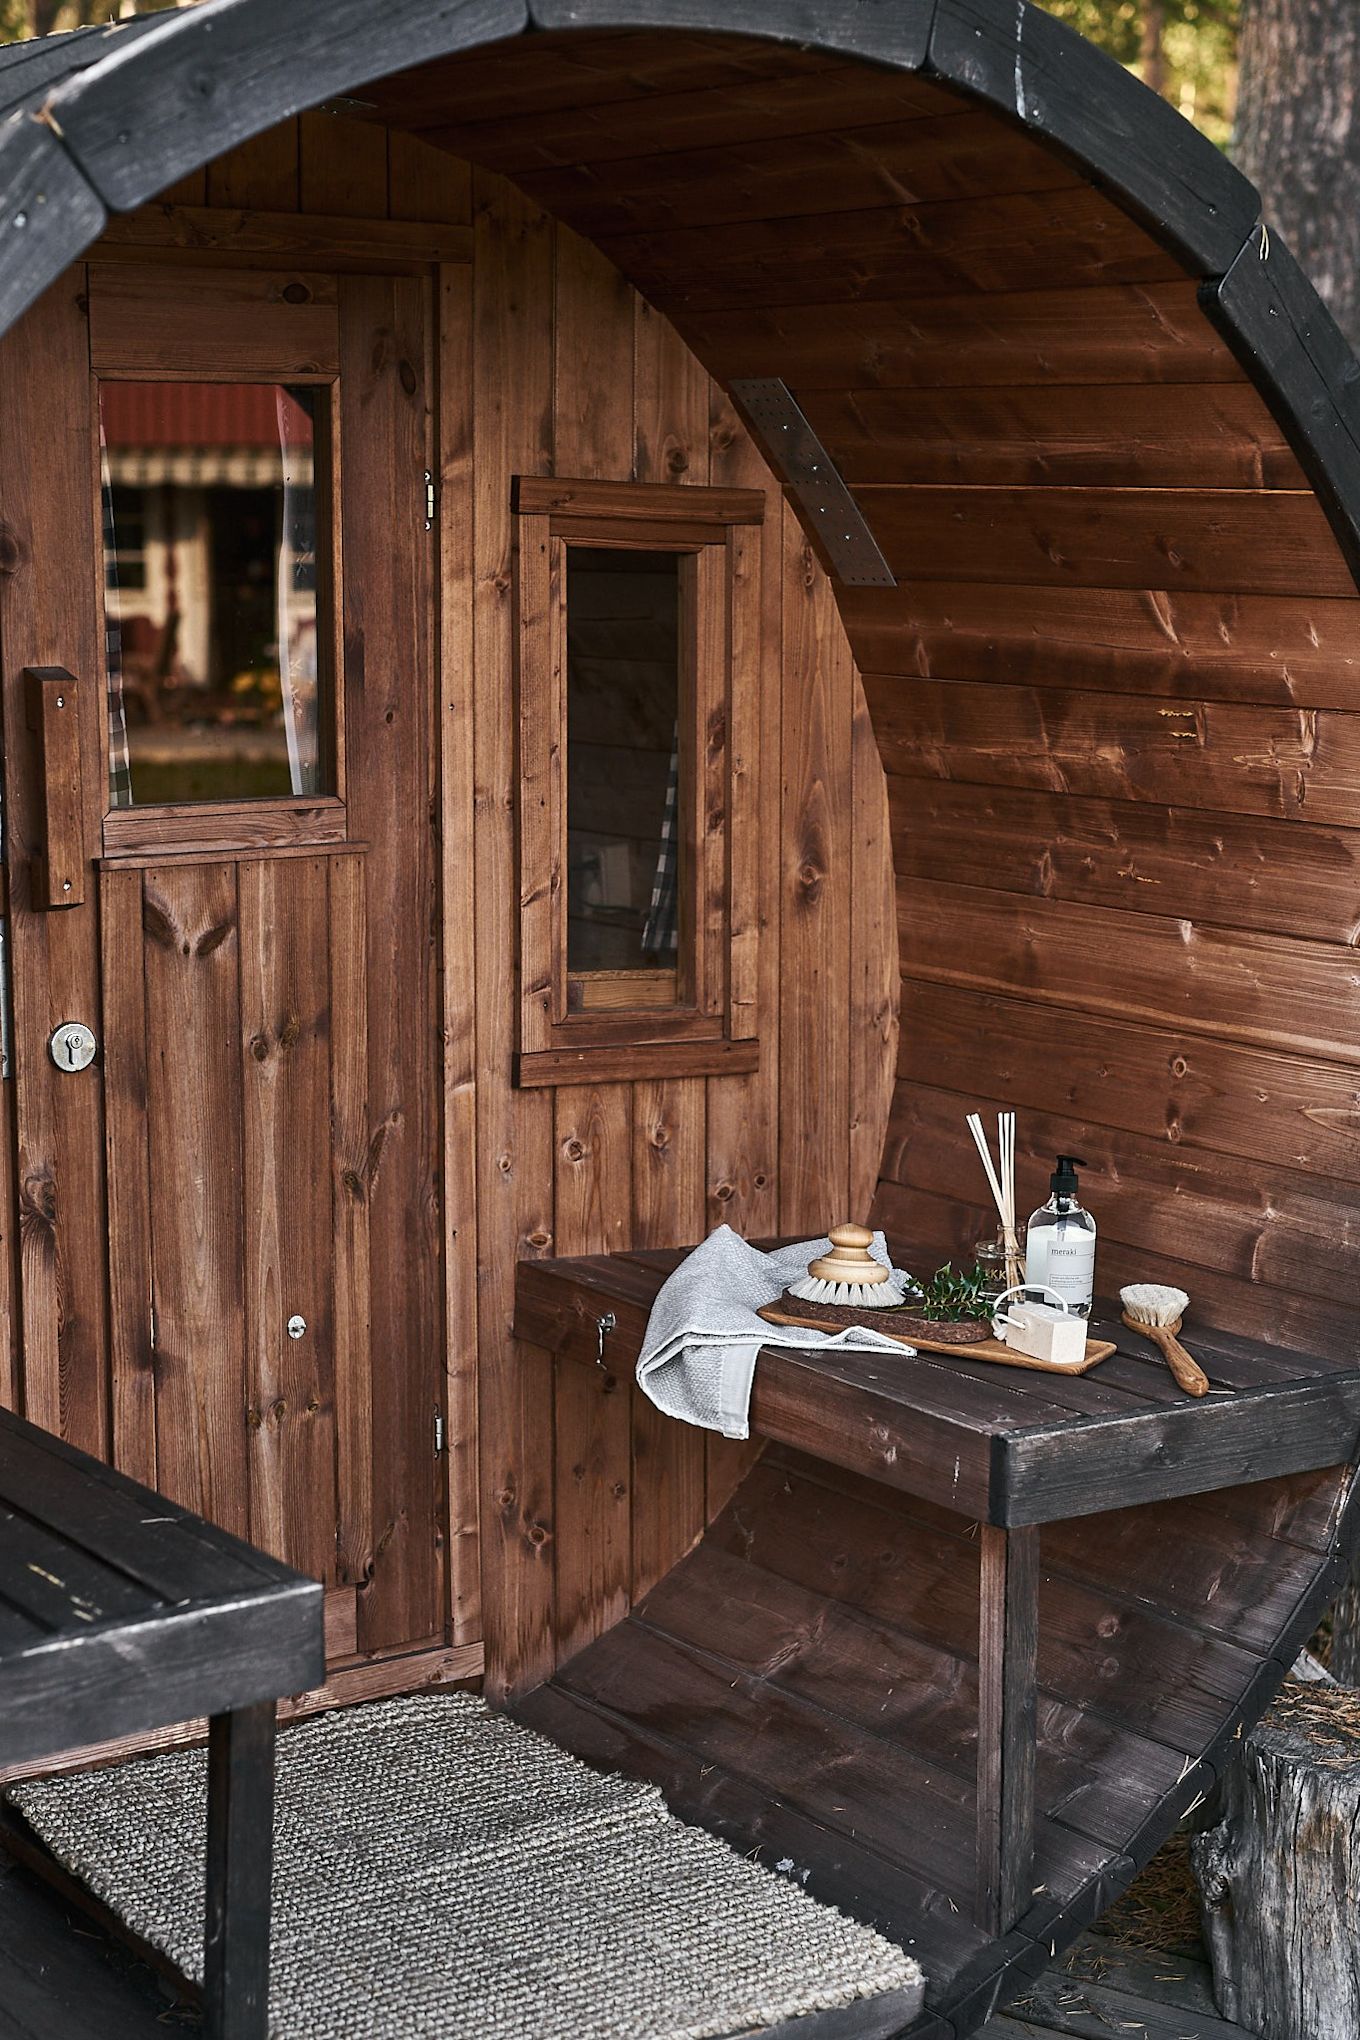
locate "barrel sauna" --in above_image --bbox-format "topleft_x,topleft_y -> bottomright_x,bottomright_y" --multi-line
0,5 -> 1357,2034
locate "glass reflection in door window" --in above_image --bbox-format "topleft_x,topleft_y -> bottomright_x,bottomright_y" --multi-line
100,381 -> 333,807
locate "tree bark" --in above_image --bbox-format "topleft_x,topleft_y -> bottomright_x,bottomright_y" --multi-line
1235,0 -> 1360,348
1140,2 -> 1166,97
1190,1682 -> 1360,2039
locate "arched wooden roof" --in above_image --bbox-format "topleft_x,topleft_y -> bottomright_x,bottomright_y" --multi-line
1,0 -> 1358,583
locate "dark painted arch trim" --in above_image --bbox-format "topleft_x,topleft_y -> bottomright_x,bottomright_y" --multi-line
0,0 -> 1355,571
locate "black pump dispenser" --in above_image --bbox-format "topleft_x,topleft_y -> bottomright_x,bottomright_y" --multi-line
1050,1155 -> 1086,1200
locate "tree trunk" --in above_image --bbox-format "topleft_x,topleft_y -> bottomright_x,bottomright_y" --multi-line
1235,0 -> 1360,349
1239,0 -> 1360,1660
1190,1682 -> 1360,2039
1140,2 -> 1166,97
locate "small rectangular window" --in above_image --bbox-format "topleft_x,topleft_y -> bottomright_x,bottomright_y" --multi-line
515,477 -> 764,1085
100,380 -> 334,809
566,546 -> 682,1001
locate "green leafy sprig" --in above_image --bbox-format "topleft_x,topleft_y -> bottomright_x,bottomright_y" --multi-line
909,1262 -> 992,1323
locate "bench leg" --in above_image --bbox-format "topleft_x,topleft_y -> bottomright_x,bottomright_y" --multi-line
204,1700 -> 277,2040
976,1524 -> 1039,1935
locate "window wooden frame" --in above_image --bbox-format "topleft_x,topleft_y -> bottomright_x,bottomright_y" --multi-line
513,476 -> 764,1088
87,263 -> 345,859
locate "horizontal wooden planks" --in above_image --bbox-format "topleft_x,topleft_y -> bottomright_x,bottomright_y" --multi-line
683,282 -> 1246,391
552,1612 -> 1112,1919
839,582 -> 1360,707
896,879 -> 1360,1067
885,776 -> 1360,943
880,1080 -> 1360,1303
868,675 -> 1360,825
518,111 -> 1082,237
800,381 -> 1302,489
874,1173 -> 1360,1365
604,186 -> 1186,314
417,62 -> 966,175
856,487 -> 1354,596
87,261 -> 338,377
897,979 -> 1360,1182
366,32 -> 853,133
637,1540 -> 1192,1851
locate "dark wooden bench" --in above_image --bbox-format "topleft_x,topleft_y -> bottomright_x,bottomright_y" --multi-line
0,1403 -> 324,2040
515,1244 -> 1360,2038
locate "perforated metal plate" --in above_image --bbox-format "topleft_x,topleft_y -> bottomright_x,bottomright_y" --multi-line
728,378 -> 897,588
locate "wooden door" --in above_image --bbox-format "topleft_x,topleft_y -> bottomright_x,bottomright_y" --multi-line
0,262 -> 444,1664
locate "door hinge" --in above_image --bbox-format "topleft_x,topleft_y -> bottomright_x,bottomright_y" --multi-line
434,1410 -> 445,1456
424,471 -> 436,530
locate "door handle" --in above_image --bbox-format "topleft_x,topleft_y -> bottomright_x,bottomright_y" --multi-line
24,666 -> 85,909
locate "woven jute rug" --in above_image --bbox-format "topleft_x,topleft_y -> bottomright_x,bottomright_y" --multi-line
9,1693 -> 923,2039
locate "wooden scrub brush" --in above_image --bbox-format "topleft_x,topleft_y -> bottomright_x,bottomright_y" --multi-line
786,1223 -> 909,1310
1120,1283 -> 1211,1398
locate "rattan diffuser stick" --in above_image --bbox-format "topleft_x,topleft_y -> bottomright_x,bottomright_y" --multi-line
967,1111 -> 1023,1291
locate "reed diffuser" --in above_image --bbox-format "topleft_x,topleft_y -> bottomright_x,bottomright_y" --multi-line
966,1110 -> 1023,1294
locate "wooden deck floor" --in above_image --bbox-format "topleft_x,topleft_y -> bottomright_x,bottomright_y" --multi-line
0,1844 -> 1249,2040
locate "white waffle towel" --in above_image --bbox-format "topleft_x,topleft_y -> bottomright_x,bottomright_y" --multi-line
637,1225 -> 914,1441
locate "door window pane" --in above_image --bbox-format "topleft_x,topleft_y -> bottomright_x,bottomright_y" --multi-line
100,381 -> 331,807
566,546 -> 682,987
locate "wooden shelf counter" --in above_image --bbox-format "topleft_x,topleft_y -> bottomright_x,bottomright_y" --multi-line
514,1245 -> 1360,2038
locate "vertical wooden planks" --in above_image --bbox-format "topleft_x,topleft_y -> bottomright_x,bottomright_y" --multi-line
553,1085 -> 633,1660
205,118 -> 299,211
0,1043 -> 16,1416
515,518 -> 565,1057
140,864 -> 249,1539
388,130 -> 472,227
779,498 -> 853,1235
474,173 -> 558,1699
0,272 -> 111,1454
634,295 -> 708,487
239,857 -> 337,1583
627,282 -> 713,1602
632,1082 -> 705,1252
554,222 -> 637,483
100,868 -> 155,1490
435,257 -> 482,1645
705,387 -> 782,1246
850,674 -> 900,1218
630,1079 -> 706,1599
545,213 -> 641,1666
555,1088 -> 632,1258
339,272 -> 442,1653
327,854 -> 373,1603
392,73 -> 483,1646
299,111 -> 389,219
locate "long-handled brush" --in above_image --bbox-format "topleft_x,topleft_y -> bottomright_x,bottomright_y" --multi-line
1120,1283 -> 1211,1398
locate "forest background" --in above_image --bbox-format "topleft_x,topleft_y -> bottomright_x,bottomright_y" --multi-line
0,0 -> 1246,145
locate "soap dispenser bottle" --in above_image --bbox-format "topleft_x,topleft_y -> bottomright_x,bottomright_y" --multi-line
1024,1155 -> 1097,1317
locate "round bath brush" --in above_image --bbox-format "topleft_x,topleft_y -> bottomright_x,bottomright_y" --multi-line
787,1223 -> 909,1310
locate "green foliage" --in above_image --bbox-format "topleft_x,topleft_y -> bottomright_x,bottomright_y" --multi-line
0,0 -> 185,42
910,1263 -> 992,1324
1036,0 -> 1240,147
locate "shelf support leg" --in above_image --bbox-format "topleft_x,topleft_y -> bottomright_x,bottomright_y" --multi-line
203,1699 -> 276,2040
976,1522 -> 1039,1934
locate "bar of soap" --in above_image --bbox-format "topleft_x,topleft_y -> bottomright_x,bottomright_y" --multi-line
1001,1302 -> 1086,1367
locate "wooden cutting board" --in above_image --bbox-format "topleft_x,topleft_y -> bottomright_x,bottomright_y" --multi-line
756,1301 -> 1116,1375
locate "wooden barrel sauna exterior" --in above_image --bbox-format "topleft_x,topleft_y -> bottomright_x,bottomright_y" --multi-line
1,5 -> 1359,2034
